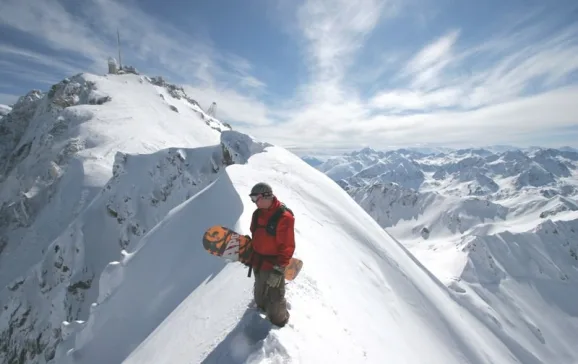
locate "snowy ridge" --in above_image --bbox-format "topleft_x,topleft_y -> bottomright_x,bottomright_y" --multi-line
3,69 -> 577,364
53,131 -> 272,362
0,72 -> 229,363
53,134 -> 526,364
310,147 -> 578,363
458,217 -> 578,284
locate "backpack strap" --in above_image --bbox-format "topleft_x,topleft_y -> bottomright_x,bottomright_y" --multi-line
251,204 -> 294,236
266,204 -> 293,236
250,209 -> 259,234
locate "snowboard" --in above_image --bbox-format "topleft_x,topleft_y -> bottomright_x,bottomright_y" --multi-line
202,225 -> 303,281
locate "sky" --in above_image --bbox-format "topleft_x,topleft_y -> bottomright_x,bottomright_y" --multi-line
1,0 -> 578,152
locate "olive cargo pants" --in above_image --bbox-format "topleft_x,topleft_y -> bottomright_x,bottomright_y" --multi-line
253,269 -> 290,327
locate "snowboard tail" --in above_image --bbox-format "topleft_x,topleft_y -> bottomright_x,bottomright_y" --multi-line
202,225 -> 303,281
203,225 -> 253,264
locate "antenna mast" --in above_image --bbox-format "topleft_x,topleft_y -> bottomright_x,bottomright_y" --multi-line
117,29 -> 122,70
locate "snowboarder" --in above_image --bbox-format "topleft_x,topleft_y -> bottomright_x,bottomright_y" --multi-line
248,182 -> 295,327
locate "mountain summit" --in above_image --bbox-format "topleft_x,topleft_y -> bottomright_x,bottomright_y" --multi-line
1,71 -> 574,364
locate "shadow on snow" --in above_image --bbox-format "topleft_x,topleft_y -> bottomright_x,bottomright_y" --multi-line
201,308 -> 274,364
69,170 -> 246,363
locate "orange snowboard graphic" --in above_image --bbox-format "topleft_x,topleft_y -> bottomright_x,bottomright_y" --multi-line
202,225 -> 303,281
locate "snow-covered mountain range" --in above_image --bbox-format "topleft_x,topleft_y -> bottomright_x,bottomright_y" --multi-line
310,147 -> 578,238
308,146 -> 578,363
2,68 -> 577,364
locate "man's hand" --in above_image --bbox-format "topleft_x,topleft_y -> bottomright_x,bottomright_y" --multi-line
266,265 -> 285,288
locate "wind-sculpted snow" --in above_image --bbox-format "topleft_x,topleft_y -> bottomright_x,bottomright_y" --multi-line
53,131 -> 272,363
221,130 -> 272,165
0,71 -> 229,364
54,140 -> 533,364
56,169 -> 244,363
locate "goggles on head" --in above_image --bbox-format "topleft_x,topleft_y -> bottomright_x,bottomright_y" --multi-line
249,192 -> 272,202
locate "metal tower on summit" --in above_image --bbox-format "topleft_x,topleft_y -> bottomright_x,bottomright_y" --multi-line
207,102 -> 217,118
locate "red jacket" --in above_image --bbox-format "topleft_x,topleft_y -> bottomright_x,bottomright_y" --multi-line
250,197 -> 295,270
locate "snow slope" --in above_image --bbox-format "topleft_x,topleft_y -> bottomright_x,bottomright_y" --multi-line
3,69 -> 576,364
55,133 -> 525,364
311,148 -> 578,364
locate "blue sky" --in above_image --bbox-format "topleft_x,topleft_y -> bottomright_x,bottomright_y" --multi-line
1,0 -> 578,151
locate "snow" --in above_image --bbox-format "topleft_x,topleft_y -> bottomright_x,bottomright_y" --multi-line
0,72 -> 229,363
313,147 -> 578,364
56,138 -> 521,364
3,70 -> 577,364
0,104 -> 11,119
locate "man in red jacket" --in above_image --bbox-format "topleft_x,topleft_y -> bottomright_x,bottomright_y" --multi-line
248,182 -> 295,327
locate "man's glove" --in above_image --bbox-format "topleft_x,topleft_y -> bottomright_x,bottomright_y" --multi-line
266,265 -> 285,288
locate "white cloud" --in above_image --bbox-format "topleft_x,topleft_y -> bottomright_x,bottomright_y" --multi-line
0,0 -> 111,66
254,86 -> 578,150
228,0 -> 396,144
184,85 -> 273,127
403,29 -> 460,89
296,0 -> 392,82
0,60 -> 61,85
393,22 -> 578,111
257,0 -> 395,130
459,27 -> 578,108
245,4 -> 578,150
363,86 -> 578,147
0,44 -> 83,75
370,88 -> 463,111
